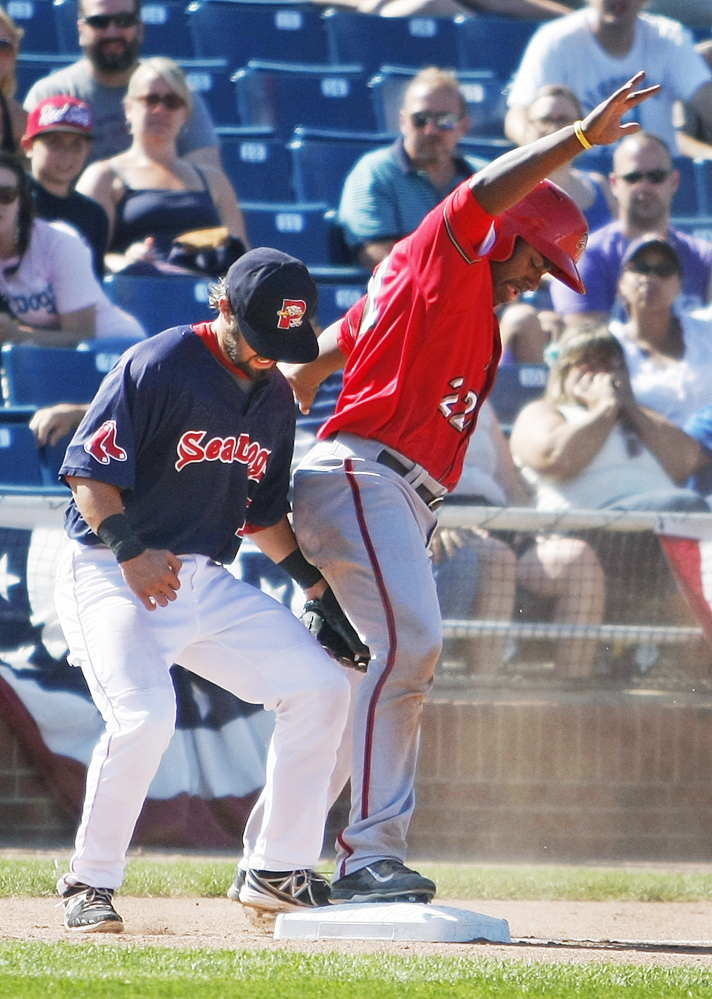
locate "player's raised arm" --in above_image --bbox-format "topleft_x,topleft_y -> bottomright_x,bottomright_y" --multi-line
472,72 -> 660,218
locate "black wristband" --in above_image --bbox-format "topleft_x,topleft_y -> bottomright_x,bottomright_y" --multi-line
96,513 -> 147,564
278,548 -> 322,589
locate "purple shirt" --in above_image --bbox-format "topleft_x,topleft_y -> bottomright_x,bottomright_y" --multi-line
551,222 -> 712,317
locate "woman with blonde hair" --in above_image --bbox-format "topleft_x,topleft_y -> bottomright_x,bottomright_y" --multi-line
0,6 -> 27,154
77,57 -> 249,273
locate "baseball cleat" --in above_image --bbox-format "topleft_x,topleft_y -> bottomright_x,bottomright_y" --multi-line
226,866 -> 246,901
61,884 -> 124,932
238,868 -> 331,914
330,859 -> 436,904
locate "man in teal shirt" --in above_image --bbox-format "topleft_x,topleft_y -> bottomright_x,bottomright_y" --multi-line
338,68 -> 481,270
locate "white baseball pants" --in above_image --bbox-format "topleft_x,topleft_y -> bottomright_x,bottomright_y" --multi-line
54,540 -> 349,890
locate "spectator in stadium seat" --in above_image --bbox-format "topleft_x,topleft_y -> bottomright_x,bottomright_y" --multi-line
434,399 -> 606,678
23,0 -> 220,169
509,326 -> 709,514
30,403 -> 88,448
550,132 -> 712,327
21,96 -> 109,280
337,67 -> 477,271
504,0 -> 712,157
499,302 -> 549,365
0,6 -> 26,155
76,59 -> 249,275
0,151 -> 144,345
677,41 -> 712,160
519,85 -> 616,233
609,234 -> 712,429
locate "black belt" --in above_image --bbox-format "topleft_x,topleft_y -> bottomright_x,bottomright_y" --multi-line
376,450 -> 444,510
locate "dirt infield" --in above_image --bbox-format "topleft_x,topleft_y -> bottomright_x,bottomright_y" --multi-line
4,896 -> 712,968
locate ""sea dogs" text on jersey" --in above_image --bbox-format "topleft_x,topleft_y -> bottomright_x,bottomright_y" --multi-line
175,430 -> 271,481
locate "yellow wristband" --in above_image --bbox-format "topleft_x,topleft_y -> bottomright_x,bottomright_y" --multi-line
573,120 -> 593,151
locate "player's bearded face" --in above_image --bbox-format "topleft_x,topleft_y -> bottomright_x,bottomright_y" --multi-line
223,319 -> 276,381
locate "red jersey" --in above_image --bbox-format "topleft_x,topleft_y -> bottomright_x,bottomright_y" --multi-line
319,181 -> 501,492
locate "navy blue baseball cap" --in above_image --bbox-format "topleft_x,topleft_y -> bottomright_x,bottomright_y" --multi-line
225,247 -> 319,364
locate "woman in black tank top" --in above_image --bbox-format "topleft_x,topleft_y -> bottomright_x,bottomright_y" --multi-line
76,57 -> 249,273
0,8 -> 27,155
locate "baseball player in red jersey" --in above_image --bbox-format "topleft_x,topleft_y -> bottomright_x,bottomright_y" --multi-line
285,74 -> 659,903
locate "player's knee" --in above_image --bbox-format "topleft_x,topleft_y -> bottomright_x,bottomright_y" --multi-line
111,691 -> 177,752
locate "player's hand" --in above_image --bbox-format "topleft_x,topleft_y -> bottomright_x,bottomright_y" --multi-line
301,586 -> 371,672
120,549 -> 183,611
278,361 -> 320,415
581,72 -> 661,147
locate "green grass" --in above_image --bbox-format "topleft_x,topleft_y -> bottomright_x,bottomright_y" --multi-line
0,943 -> 711,999
5,856 -> 712,902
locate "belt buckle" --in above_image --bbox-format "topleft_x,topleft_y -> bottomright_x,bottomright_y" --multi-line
428,496 -> 444,512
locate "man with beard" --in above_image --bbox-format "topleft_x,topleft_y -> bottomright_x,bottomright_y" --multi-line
551,132 -> 712,326
23,0 -> 220,167
337,68 -> 477,270
52,248 -> 358,931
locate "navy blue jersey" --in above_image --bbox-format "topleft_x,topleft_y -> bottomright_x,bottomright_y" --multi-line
61,326 -> 296,563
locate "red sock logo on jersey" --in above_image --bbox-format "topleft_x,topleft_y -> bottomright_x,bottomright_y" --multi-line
84,421 -> 128,465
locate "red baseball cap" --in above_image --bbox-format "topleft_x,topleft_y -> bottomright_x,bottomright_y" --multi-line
24,96 -> 93,141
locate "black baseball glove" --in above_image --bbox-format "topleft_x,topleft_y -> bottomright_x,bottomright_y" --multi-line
300,587 -> 370,672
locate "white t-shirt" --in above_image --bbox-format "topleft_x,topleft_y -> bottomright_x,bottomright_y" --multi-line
507,10 -> 711,153
0,220 -> 144,340
610,309 -> 712,428
521,403 -> 673,512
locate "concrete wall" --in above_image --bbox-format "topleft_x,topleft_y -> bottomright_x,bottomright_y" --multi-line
410,690 -> 712,862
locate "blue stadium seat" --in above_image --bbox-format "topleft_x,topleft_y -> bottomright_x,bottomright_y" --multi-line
370,65 -> 506,138
6,0 -> 62,56
16,55 -> 75,102
103,273 -> 212,335
454,16 -> 540,81
289,128 -> 393,208
180,58 -> 236,128
218,126 -> 296,202
295,369 -> 342,435
240,201 -> 337,265
1,344 -> 113,407
141,1 -> 197,58
670,156 -> 704,218
323,10 -> 458,76
189,1 -> 330,73
696,161 -> 712,218
315,277 -> 366,328
0,423 -> 45,487
488,363 -> 548,428
233,61 -> 378,138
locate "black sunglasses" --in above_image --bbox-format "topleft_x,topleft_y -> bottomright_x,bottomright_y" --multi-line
619,169 -> 671,185
627,260 -> 679,278
0,186 -> 19,205
135,93 -> 186,110
82,12 -> 139,29
410,111 -> 462,131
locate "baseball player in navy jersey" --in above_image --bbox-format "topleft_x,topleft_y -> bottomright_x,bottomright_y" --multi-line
285,74 -> 660,904
52,248 -> 363,931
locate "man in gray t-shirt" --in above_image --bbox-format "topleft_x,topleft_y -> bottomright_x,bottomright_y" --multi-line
24,0 -> 219,168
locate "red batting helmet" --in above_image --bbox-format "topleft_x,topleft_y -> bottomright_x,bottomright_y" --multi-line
489,180 -> 588,294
